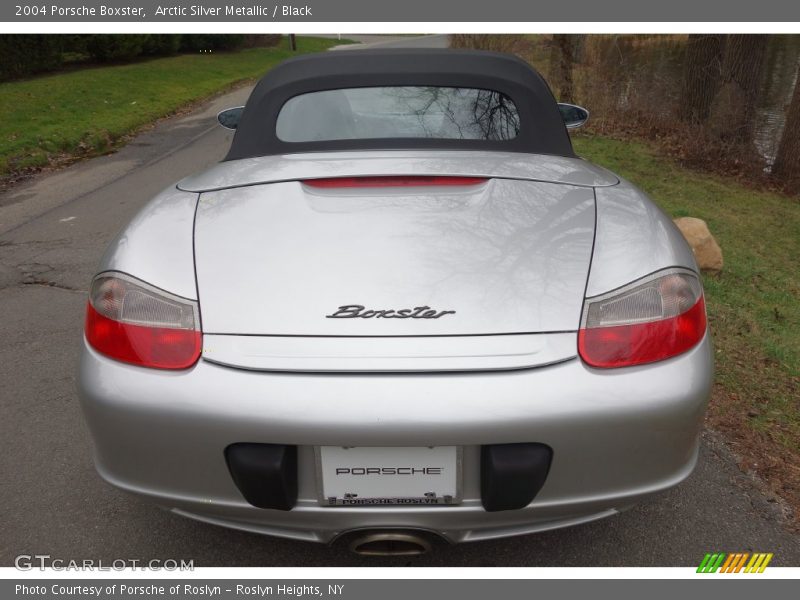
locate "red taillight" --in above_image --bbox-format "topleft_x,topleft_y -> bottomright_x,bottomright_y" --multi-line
84,273 -> 201,370
578,269 -> 707,368
302,176 -> 487,188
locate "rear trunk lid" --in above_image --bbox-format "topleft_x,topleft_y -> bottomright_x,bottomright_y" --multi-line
192,154 -> 597,340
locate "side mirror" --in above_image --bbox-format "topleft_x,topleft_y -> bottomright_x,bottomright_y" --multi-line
217,106 -> 244,130
558,103 -> 589,129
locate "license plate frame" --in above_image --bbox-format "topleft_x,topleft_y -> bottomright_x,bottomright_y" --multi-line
314,446 -> 463,507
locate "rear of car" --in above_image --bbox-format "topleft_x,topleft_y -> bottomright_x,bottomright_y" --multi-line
77,50 -> 712,546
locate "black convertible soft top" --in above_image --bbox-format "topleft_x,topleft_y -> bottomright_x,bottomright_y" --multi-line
225,49 -> 575,160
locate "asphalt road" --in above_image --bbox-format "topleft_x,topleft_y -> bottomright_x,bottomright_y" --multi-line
1,35 -> 799,567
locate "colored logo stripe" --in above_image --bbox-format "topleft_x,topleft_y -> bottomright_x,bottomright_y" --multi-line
745,553 -> 773,573
697,552 -> 773,573
697,553 -> 726,573
720,553 -> 736,572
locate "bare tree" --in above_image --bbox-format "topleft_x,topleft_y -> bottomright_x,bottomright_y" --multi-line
678,34 -> 725,123
711,35 -> 768,144
772,67 -> 800,189
552,34 -> 578,103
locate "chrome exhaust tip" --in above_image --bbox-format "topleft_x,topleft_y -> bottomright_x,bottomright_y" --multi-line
347,531 -> 434,556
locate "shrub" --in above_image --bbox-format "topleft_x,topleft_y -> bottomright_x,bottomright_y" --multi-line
85,35 -> 148,62
449,34 -> 531,57
61,35 -> 89,56
0,35 -> 63,81
143,34 -> 182,56
180,34 -> 246,52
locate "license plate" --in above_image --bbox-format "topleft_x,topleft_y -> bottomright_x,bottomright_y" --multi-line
316,446 -> 461,506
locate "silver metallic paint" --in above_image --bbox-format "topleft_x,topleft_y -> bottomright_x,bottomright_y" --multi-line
78,334 -> 712,543
587,178 -> 698,297
194,178 -> 595,337
201,332 -> 578,372
97,186 -> 199,300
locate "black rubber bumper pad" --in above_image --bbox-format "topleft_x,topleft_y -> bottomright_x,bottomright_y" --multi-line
481,443 -> 553,512
225,443 -> 298,511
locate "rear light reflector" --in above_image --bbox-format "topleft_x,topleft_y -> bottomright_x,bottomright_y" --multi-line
578,269 -> 707,368
85,273 -> 201,370
302,176 -> 487,188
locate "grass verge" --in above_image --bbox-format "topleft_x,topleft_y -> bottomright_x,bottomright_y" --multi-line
574,134 -> 800,524
0,36 -> 345,181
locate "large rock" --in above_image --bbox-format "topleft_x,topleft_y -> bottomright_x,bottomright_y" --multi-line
673,217 -> 723,273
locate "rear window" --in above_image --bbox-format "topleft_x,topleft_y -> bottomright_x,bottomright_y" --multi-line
276,86 -> 520,143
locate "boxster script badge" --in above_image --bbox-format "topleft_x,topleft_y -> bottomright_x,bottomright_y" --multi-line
326,305 -> 456,319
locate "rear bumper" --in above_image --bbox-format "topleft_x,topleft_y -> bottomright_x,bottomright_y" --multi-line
77,334 -> 713,544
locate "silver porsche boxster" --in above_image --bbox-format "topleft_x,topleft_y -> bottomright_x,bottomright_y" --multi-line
78,49 -> 713,554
